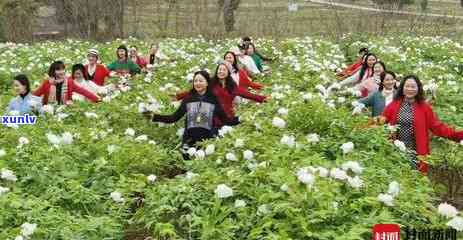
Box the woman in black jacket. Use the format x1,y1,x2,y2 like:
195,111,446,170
143,70,238,159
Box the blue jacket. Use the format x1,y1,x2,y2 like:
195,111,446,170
359,90,395,117
7,93,43,115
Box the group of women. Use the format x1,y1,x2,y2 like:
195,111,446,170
334,48,463,174
5,39,463,174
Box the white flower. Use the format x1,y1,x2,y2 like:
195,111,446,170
125,128,135,137
234,199,246,208
185,171,198,180
194,150,206,160
447,216,463,231
61,132,73,145
226,153,237,161
296,169,315,185
257,204,270,215
1,169,17,182
110,191,124,203
243,150,254,160
20,222,37,237
0,186,10,196
84,112,98,118
277,108,289,115
42,105,54,114
138,102,147,113
340,142,354,154
0,149,6,157
205,144,215,155
341,161,363,174
218,126,234,136
187,147,197,156
280,135,296,147
377,193,394,206
234,138,245,148
147,174,157,183
460,140,463,146
177,128,185,137
317,167,329,177
280,184,289,192
394,140,407,152
272,117,286,128
387,181,400,197
14,235,24,240
438,203,459,218
387,124,398,132
306,133,320,143
46,133,61,145
135,135,148,142
18,137,30,146
330,168,349,180
347,176,363,189
215,184,233,198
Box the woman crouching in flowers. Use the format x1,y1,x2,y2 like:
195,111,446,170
33,61,100,105
380,75,463,174
71,64,114,102
143,70,239,160
7,74,42,115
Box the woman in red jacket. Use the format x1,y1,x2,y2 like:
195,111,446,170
382,75,463,174
85,49,110,86
177,62,269,128
33,61,100,105
223,51,264,91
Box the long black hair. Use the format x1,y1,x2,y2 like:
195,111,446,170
394,74,425,102
189,70,213,96
223,51,239,73
211,63,237,93
13,74,30,95
358,53,377,81
378,70,396,91
48,61,65,78
71,63,88,80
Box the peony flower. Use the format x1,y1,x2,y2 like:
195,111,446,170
185,171,198,180
340,142,354,154
176,128,185,137
20,222,37,237
107,145,117,154
194,150,205,160
234,138,245,148
277,108,289,115
447,216,463,231
84,112,98,118
46,133,61,145
347,176,363,189
257,204,271,216
0,186,10,196
234,199,246,208
125,128,135,137
1,169,17,182
110,191,124,203
135,135,148,142
215,184,233,198
394,140,407,152
226,153,237,161
296,168,315,185
272,117,286,128
460,140,463,146
61,132,73,145
387,181,400,197
0,149,5,157
218,126,234,136
187,147,197,156
243,150,254,160
341,161,363,174
330,168,349,180
306,133,320,143
14,235,24,240
438,202,459,218
18,137,30,146
377,193,394,206
280,135,296,147
42,104,54,114
205,144,215,155
317,167,329,177
280,184,289,192
147,174,157,183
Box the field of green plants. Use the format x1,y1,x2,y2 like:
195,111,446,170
0,35,463,239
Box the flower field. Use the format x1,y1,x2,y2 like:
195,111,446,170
0,36,463,239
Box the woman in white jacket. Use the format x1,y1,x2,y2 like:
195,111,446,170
71,64,113,101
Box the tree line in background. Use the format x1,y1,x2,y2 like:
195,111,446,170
0,0,463,42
